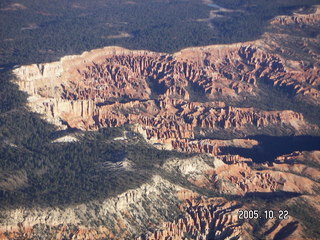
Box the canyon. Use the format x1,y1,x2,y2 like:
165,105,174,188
12,39,319,155
2,4,320,240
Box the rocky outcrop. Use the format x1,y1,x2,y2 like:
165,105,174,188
6,6,320,240
137,150,320,240
1,150,319,240
13,39,318,154
137,196,243,240
271,7,320,26
14,52,316,149
214,161,318,195
273,150,320,182
163,155,320,196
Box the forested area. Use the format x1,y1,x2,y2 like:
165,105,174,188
1,0,319,66
0,71,189,208
0,0,319,208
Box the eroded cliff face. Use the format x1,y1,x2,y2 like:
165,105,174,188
13,40,319,155
14,42,320,114
136,196,244,240
139,151,320,240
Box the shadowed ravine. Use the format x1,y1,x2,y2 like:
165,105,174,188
221,135,320,163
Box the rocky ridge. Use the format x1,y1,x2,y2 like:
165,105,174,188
2,151,319,239
0,175,182,239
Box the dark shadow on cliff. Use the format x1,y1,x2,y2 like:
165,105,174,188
220,135,320,163
244,191,301,200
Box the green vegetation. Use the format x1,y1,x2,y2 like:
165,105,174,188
1,0,319,66
0,125,187,209
0,72,190,208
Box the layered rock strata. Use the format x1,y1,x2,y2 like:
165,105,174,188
13,41,318,154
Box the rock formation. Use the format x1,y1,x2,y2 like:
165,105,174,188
271,6,320,26
2,151,319,240
136,196,243,240
13,38,318,154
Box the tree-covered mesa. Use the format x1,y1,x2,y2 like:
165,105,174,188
0,0,319,66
